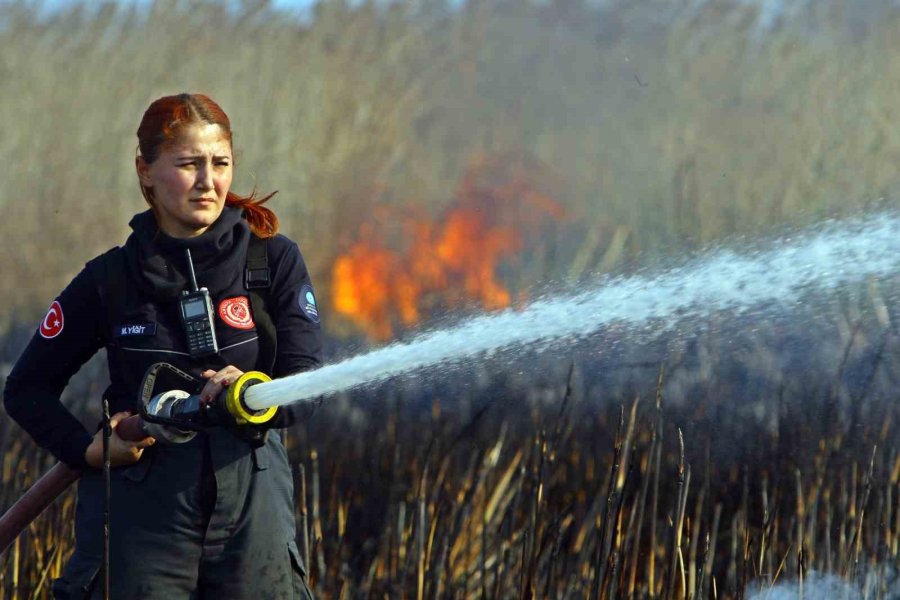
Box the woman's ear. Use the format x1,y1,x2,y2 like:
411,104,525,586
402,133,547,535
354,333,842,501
135,155,153,188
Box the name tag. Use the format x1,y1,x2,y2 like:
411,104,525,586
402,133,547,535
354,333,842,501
114,323,157,338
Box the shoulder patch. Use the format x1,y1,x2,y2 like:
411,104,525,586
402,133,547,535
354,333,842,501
39,300,64,339
299,284,320,324
219,296,255,330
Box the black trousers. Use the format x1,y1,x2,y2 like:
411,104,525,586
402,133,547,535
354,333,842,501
52,429,313,599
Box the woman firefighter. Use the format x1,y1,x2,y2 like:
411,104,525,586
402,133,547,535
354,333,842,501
3,93,321,598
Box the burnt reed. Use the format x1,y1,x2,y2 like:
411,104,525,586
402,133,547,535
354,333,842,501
3,326,900,599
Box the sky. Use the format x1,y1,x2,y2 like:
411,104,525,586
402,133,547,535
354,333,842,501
40,0,785,15
34,0,791,33
39,0,320,19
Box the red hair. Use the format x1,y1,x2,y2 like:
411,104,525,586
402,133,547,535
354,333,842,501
136,93,279,238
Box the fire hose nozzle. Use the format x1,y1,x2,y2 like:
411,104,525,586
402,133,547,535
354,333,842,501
224,371,276,425
130,366,277,445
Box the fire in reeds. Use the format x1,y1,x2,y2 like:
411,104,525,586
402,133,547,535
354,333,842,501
331,152,566,341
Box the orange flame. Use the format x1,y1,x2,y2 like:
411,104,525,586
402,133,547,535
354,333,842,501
435,209,521,310
332,153,564,341
332,243,400,342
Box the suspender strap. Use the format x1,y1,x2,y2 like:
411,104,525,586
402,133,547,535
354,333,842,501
246,235,277,375
245,236,270,290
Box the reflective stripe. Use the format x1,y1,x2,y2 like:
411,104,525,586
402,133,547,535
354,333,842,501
220,337,259,352
115,336,259,356
114,346,190,357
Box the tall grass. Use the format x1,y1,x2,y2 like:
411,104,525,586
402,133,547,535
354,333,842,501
3,0,900,338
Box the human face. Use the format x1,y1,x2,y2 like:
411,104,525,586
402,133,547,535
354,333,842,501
136,123,233,238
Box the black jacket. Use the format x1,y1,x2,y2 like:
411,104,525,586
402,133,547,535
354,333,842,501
3,207,322,469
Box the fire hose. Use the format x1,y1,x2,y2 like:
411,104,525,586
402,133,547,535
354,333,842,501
0,362,317,555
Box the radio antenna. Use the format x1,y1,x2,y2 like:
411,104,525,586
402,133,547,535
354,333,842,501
185,249,199,293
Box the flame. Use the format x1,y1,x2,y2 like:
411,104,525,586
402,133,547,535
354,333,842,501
331,244,398,342
435,209,521,310
332,153,564,341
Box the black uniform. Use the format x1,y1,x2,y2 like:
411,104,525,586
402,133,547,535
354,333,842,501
3,206,320,599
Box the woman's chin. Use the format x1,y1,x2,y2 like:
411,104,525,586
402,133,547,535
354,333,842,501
156,204,226,238
187,207,224,228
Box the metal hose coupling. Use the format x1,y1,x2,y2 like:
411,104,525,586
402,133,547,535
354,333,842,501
223,371,277,426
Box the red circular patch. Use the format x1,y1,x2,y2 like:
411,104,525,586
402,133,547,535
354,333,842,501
218,296,255,330
39,300,64,339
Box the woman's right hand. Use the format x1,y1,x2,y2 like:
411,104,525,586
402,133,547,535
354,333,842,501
84,411,156,469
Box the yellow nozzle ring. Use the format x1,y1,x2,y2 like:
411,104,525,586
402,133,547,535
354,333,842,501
225,371,277,426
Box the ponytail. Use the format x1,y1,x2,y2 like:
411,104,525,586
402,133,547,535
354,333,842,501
226,190,279,238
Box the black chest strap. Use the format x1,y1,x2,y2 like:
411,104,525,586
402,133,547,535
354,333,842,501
246,235,277,375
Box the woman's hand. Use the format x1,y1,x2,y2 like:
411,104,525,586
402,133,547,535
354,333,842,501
84,411,156,469
199,365,245,405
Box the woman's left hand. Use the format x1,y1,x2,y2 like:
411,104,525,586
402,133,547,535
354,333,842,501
199,365,244,405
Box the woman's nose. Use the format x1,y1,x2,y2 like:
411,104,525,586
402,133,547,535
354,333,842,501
195,164,214,190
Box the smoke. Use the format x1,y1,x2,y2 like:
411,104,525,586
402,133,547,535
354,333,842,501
747,569,900,600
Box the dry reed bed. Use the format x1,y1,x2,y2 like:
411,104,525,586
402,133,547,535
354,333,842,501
288,369,900,600
3,362,900,599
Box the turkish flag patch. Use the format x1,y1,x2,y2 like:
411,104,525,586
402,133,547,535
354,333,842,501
39,300,64,339
218,296,255,330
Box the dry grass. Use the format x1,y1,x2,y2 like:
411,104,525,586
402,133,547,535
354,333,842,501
3,0,900,337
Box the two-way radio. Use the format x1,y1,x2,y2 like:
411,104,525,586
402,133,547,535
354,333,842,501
178,249,219,357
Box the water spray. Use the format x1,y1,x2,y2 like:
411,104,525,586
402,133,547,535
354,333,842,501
242,211,900,412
